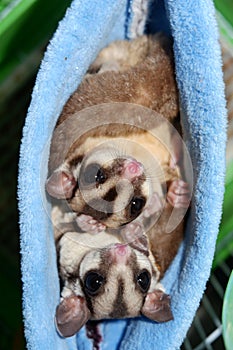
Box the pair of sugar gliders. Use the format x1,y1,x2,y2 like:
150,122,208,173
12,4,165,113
46,33,191,338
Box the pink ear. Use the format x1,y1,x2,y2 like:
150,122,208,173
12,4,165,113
55,295,91,337
141,289,173,323
46,170,76,199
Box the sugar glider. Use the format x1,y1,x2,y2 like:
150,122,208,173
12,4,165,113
46,34,189,231
52,204,176,338
53,170,188,338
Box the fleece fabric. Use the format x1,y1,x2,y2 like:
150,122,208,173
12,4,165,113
18,0,227,349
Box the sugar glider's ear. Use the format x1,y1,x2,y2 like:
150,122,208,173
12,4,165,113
55,295,91,337
141,289,173,323
46,170,76,199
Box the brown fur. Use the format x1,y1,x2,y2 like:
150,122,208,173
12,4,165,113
147,203,184,278
58,34,178,125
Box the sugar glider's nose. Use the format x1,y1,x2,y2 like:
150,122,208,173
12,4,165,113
109,243,131,264
122,158,144,180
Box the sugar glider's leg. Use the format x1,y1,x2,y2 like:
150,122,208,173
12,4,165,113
76,214,106,234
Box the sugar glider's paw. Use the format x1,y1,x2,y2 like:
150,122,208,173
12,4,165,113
167,179,191,208
76,214,106,233
121,221,143,242
143,192,163,218
121,222,149,256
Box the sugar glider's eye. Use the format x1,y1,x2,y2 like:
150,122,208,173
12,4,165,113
137,270,151,293
130,197,146,216
83,164,106,185
84,272,105,295
96,168,106,184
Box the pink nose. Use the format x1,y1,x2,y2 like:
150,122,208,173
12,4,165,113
114,243,128,255
123,159,144,179
110,244,131,263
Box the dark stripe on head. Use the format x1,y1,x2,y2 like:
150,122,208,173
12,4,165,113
103,187,118,202
82,199,114,222
69,155,84,168
109,278,128,318
82,292,94,315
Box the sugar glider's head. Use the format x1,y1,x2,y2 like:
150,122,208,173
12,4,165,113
46,145,150,228
56,242,173,337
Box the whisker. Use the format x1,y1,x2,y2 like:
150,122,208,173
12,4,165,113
144,167,166,180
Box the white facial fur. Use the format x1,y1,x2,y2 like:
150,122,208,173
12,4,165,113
58,230,160,320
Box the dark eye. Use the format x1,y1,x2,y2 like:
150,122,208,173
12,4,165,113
96,168,106,184
84,272,105,295
83,164,106,185
137,270,151,292
130,197,146,216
